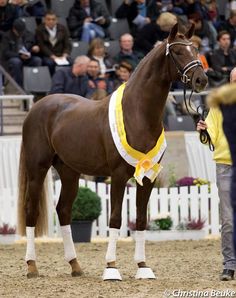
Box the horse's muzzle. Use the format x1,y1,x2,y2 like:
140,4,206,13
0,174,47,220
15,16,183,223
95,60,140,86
192,69,208,93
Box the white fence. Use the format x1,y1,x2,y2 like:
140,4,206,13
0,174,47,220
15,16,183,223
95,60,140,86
0,136,220,238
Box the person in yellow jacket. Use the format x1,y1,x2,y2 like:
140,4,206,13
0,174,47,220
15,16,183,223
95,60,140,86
196,68,236,281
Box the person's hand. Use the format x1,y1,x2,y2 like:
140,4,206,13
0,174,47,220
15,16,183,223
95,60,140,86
31,45,40,53
97,16,106,25
84,17,92,23
197,119,207,132
222,66,228,72
19,53,30,60
145,17,151,24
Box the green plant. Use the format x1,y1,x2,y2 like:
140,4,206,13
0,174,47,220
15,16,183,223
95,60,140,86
72,187,102,221
0,223,16,234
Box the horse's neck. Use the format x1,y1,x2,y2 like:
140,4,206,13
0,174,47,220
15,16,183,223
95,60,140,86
122,44,171,144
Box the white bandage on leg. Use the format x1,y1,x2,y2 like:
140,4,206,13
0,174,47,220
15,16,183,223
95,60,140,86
25,226,36,262
105,228,119,263
61,225,77,262
134,230,146,263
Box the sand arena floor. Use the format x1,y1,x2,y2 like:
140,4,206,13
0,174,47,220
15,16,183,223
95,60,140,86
0,238,236,298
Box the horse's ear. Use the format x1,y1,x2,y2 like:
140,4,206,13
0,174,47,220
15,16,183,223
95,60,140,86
185,23,195,40
168,23,178,42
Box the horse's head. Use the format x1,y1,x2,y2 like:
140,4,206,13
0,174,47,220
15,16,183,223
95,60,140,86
166,23,208,93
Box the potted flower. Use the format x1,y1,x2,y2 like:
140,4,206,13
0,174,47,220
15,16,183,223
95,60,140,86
71,186,102,242
128,214,206,241
0,223,16,244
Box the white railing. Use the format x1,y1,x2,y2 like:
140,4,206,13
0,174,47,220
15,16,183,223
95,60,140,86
0,135,220,238
0,179,220,238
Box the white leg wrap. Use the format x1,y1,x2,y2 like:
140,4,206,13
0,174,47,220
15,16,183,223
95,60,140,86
105,228,119,263
25,226,36,262
61,225,77,263
134,230,146,263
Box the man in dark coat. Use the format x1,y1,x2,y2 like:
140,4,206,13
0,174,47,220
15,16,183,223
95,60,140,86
114,33,143,69
50,55,94,97
210,31,236,82
2,18,41,86
0,0,18,39
67,0,110,42
36,10,72,75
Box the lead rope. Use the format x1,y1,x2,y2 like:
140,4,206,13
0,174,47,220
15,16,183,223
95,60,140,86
183,85,215,152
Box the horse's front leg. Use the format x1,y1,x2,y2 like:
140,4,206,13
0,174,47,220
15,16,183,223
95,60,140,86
103,170,129,281
135,178,156,279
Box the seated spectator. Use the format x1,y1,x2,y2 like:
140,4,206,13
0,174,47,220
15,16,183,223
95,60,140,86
134,12,177,55
87,58,113,94
188,12,217,53
87,38,114,75
67,0,110,42
2,18,41,87
190,35,210,71
210,31,236,83
9,0,46,21
218,10,236,47
36,10,72,75
0,0,18,40
115,0,151,34
113,61,133,89
151,0,184,15
50,55,94,97
114,33,143,70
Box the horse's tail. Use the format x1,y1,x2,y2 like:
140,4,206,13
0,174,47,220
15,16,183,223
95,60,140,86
17,144,48,237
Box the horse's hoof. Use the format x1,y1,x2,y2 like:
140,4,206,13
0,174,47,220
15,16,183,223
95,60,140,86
102,267,122,281
71,270,83,277
27,271,39,279
135,267,156,279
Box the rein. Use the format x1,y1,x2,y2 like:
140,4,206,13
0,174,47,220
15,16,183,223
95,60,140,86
166,40,215,152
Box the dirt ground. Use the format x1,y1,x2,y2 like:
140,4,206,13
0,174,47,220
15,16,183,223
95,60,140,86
0,238,236,298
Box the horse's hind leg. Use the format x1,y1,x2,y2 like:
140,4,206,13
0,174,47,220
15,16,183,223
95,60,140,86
25,159,52,278
135,179,156,279
53,158,82,277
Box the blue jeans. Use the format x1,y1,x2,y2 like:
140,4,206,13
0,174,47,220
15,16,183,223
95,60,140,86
8,56,42,87
217,164,236,270
81,22,105,43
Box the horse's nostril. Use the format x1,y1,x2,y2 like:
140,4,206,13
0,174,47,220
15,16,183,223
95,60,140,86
196,78,201,85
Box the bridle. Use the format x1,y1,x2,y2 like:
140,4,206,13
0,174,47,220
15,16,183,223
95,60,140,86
165,40,214,151
165,41,202,84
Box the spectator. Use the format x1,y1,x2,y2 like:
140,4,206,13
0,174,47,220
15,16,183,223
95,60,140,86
196,68,236,281
87,38,114,75
113,61,133,89
210,30,236,82
114,33,143,69
87,58,113,94
2,18,41,87
9,0,46,21
0,0,18,39
218,10,236,47
134,12,177,55
115,0,151,34
67,0,110,42
190,35,210,71
188,11,217,53
50,55,93,97
36,10,72,75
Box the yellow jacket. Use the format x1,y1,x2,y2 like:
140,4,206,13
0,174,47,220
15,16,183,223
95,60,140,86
205,107,232,165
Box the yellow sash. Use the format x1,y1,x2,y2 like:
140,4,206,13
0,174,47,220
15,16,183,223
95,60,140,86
114,83,166,186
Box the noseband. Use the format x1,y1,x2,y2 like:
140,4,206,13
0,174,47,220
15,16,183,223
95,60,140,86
166,41,202,84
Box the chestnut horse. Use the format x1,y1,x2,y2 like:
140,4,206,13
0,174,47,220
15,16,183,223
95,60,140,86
18,23,208,280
